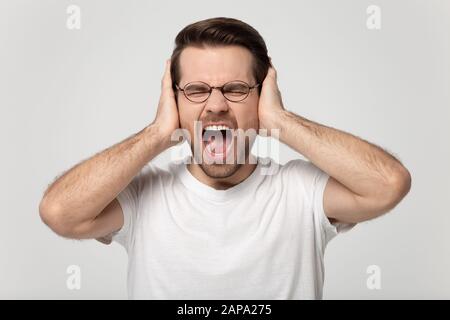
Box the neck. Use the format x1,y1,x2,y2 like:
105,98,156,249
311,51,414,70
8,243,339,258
186,154,258,190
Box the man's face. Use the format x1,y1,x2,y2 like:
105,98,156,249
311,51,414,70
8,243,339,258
177,45,259,179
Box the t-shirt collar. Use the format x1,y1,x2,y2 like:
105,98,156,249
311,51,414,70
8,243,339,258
176,155,264,202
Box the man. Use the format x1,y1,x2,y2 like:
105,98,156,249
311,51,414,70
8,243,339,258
39,17,411,299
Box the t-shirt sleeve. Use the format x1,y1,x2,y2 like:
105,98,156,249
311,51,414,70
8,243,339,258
284,159,355,251
111,164,151,250
310,164,355,246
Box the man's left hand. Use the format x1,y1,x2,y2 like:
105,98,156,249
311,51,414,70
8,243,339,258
257,65,286,136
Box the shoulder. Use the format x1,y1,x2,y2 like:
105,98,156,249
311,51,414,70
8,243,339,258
281,157,324,179
129,160,171,191
247,156,322,181
277,158,329,196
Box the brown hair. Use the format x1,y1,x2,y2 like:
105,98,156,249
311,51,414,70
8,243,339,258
170,17,271,94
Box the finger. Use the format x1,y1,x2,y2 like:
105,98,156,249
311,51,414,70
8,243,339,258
161,59,173,91
263,66,277,85
268,55,276,72
268,65,277,80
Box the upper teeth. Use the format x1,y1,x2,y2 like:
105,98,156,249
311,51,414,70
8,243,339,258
204,125,230,131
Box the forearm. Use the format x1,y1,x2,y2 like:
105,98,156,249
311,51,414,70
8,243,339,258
274,110,410,198
40,123,168,224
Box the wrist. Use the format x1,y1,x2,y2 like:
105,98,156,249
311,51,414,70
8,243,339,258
142,123,172,152
265,109,288,137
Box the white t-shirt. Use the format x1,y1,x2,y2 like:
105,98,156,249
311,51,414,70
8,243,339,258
112,155,352,299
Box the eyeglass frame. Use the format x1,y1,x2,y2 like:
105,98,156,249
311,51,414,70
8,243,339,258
174,80,261,103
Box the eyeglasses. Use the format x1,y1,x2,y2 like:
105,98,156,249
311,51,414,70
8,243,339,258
175,80,260,103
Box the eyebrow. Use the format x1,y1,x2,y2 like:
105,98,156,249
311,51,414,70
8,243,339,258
179,79,252,87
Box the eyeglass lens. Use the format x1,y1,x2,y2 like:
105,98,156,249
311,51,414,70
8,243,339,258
183,81,251,102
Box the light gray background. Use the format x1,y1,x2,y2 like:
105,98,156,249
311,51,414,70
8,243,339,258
1,0,449,299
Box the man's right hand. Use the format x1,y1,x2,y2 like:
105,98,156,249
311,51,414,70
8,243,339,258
39,60,182,241
153,59,181,148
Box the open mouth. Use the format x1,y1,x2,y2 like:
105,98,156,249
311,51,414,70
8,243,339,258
201,125,234,162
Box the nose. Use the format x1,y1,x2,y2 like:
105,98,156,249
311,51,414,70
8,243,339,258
204,88,229,113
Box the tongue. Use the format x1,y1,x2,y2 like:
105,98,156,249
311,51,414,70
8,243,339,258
207,133,228,154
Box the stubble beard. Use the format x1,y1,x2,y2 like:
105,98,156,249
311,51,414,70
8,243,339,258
192,136,252,179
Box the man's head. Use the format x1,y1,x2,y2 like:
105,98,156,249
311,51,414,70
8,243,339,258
170,17,271,179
